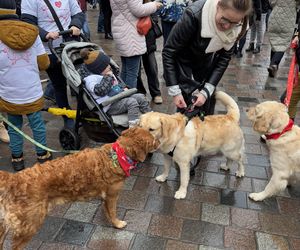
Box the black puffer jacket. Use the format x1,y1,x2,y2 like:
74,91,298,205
162,0,234,96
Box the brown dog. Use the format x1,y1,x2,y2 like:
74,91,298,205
0,127,159,250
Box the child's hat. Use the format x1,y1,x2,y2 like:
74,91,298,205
0,0,16,15
80,48,110,74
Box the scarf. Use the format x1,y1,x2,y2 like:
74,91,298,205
265,119,294,140
111,142,137,177
201,0,242,53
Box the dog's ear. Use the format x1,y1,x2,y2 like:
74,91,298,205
121,127,137,137
160,117,171,139
246,107,256,121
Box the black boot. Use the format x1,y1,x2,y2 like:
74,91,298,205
267,65,278,78
245,43,254,52
11,153,25,171
253,45,261,54
105,33,113,40
236,50,243,58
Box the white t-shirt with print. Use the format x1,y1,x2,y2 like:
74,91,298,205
21,0,82,53
0,37,45,105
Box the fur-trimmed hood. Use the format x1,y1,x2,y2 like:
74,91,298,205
0,14,38,50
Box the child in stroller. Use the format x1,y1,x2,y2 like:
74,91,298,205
80,48,151,127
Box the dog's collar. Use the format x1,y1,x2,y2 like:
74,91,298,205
265,119,294,140
111,142,137,177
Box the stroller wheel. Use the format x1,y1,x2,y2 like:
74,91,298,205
59,128,80,150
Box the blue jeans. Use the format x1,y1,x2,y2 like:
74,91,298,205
7,112,47,156
82,12,91,40
120,55,141,88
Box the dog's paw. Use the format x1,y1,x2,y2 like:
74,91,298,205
115,220,127,229
174,190,187,199
235,170,245,178
249,192,265,201
220,163,229,171
156,174,167,182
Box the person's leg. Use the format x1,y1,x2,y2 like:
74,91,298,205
7,114,23,157
253,20,262,53
271,51,285,66
142,52,162,100
82,12,91,40
246,17,256,52
107,97,141,126
43,80,56,103
120,55,141,88
27,112,47,155
130,93,151,113
46,54,74,128
97,0,105,33
136,61,147,95
161,20,176,46
7,114,25,171
102,0,113,39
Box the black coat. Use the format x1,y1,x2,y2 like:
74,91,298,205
162,0,233,97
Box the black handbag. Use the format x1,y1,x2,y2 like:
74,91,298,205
150,17,162,39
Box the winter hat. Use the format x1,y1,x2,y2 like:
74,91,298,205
0,0,16,15
80,48,110,74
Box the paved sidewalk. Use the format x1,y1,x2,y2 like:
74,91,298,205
0,7,300,250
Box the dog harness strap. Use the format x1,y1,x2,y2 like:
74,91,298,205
112,142,137,176
265,119,294,140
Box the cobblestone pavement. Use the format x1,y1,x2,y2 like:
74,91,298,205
1,7,300,250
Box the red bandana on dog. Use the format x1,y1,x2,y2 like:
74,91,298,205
265,119,294,140
112,142,137,176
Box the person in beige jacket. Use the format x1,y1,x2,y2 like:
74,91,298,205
110,0,162,88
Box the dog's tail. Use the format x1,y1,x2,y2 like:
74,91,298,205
215,91,240,122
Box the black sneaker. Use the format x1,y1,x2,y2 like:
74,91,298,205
12,153,25,171
37,151,53,164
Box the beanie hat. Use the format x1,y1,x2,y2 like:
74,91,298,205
0,0,16,15
80,48,110,74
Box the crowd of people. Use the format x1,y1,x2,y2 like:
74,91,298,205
1,0,300,172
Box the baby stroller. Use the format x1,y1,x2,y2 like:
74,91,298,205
49,30,137,150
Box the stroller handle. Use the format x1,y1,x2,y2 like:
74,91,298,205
48,29,89,62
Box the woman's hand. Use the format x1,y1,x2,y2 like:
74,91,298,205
192,93,207,107
173,95,187,108
155,2,163,9
46,31,59,40
70,26,81,36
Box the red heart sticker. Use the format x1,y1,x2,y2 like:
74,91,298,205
55,1,62,8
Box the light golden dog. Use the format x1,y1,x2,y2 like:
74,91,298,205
247,101,300,201
139,91,245,199
0,127,159,250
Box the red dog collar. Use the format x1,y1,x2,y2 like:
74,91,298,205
112,142,137,177
265,119,294,140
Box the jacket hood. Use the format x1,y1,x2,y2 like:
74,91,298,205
0,18,38,50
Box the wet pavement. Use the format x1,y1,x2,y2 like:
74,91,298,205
1,6,300,250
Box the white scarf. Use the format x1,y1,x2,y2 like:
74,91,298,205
201,0,242,53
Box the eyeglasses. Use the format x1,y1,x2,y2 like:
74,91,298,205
220,16,243,27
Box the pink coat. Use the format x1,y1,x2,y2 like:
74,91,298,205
109,0,157,57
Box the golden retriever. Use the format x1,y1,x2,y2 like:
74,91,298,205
0,127,159,250
247,101,300,201
139,91,245,199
